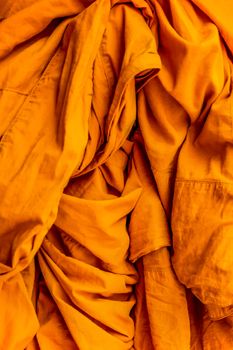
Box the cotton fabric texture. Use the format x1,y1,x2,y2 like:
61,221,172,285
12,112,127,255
0,0,232,349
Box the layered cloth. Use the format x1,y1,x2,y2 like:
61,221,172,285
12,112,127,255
0,0,233,349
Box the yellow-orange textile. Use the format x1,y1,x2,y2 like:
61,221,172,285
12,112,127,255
0,0,232,349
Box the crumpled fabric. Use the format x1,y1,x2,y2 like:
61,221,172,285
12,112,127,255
0,0,232,349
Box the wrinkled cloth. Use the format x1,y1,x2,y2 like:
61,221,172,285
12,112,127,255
137,0,233,349
0,0,233,349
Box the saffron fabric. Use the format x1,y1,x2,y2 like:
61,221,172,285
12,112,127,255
0,0,232,349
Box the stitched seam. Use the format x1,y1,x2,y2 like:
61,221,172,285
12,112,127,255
99,28,116,93
0,88,28,96
99,49,111,91
175,178,233,185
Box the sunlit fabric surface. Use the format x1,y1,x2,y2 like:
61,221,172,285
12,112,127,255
0,0,232,349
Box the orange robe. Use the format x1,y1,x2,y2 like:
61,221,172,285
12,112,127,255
0,0,232,349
